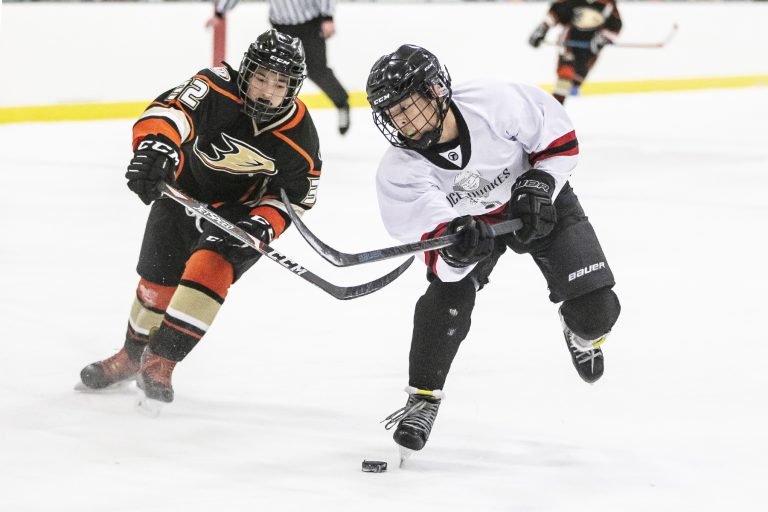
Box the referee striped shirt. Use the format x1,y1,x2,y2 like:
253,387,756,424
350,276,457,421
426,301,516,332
214,1,336,25
270,0,336,25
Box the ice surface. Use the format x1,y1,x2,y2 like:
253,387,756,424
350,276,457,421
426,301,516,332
1,88,766,511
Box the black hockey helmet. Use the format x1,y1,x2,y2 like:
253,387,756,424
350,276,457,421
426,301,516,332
237,29,306,124
366,44,452,150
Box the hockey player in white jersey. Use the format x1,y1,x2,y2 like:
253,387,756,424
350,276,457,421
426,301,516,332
368,45,621,459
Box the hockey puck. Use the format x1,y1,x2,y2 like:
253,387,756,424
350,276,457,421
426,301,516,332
362,460,387,473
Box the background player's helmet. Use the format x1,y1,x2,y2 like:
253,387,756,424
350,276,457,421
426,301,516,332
366,44,452,150
237,29,306,124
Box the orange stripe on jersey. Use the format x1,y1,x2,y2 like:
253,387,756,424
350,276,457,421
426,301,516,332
272,100,320,174
132,118,182,150
278,99,306,132
194,74,243,104
137,278,177,310
182,249,234,300
272,131,317,173
250,205,287,239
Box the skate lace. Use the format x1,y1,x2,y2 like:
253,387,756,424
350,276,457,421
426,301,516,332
567,334,603,368
381,396,440,434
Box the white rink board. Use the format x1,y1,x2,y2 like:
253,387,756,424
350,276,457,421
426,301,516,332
0,2,766,106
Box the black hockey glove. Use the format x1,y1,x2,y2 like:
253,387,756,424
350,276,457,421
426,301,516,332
200,214,274,264
528,23,549,48
508,169,557,244
590,32,613,54
438,216,494,268
125,134,180,205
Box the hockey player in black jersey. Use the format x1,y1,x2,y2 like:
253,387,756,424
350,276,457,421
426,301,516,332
79,30,323,406
529,0,623,104
367,45,621,460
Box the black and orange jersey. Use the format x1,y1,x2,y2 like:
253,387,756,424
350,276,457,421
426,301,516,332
546,0,622,43
131,63,322,239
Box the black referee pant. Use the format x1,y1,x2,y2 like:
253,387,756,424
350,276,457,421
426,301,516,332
272,17,349,109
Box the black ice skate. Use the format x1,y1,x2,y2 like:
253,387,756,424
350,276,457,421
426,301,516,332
79,341,145,390
560,312,607,384
136,346,177,407
382,386,444,465
338,105,350,135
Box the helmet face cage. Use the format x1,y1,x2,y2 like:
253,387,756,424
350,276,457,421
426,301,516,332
237,30,306,124
367,46,452,150
372,73,451,150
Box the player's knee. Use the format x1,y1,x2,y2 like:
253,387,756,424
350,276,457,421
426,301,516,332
415,278,477,338
423,278,476,312
184,249,236,293
560,286,620,340
136,278,176,310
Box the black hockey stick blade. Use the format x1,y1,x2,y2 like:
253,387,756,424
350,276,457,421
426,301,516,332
158,183,413,300
280,188,522,267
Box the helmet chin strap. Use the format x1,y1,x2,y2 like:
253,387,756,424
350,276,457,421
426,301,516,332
404,123,444,150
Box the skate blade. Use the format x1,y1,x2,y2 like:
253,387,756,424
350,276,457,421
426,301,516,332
399,446,415,468
74,380,135,394
134,395,165,418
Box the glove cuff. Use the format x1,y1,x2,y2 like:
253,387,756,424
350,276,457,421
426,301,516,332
248,204,287,240
139,133,179,149
249,215,275,243
512,169,556,198
438,247,473,269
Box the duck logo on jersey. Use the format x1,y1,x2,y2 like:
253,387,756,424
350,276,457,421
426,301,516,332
572,7,607,30
194,133,277,175
446,168,512,208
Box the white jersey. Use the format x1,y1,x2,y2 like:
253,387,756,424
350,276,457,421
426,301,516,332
376,80,579,282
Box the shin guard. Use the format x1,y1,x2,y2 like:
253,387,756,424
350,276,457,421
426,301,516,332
409,278,477,390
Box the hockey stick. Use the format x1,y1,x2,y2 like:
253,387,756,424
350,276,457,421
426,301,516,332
545,23,678,50
158,183,413,300
280,189,523,267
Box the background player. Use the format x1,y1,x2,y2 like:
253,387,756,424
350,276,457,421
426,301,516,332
367,45,621,459
529,0,623,104
79,30,322,406
208,0,351,134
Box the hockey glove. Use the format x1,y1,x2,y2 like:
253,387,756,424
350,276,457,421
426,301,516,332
438,216,494,268
590,32,613,54
125,134,180,205
528,23,549,48
200,214,274,264
509,169,557,244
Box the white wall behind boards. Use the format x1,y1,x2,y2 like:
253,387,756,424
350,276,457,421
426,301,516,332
0,2,766,107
